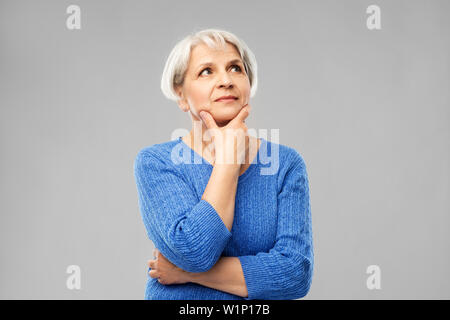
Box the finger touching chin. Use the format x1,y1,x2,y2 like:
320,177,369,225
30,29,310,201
149,270,159,278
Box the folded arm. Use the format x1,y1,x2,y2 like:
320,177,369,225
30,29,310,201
149,152,314,300
235,154,314,300
134,149,233,273
188,256,248,298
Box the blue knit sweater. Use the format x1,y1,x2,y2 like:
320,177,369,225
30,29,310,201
133,136,314,300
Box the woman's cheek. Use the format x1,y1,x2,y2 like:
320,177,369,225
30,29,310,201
188,94,211,116
186,98,199,117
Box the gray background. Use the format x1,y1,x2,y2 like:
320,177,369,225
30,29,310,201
1,0,449,299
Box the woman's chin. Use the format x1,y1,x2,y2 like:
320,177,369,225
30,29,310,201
211,110,241,124
215,119,232,127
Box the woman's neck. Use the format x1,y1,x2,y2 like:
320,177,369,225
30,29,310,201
183,128,260,173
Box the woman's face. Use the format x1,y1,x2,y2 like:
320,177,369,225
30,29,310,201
176,42,251,127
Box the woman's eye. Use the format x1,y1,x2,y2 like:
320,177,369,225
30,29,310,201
200,68,212,76
231,65,242,72
199,65,242,76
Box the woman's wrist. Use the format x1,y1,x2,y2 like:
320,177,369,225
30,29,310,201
212,163,241,180
185,270,200,284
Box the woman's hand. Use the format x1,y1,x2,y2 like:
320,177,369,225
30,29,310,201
199,104,251,168
148,249,191,285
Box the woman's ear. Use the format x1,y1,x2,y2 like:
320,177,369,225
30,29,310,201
175,86,190,112
177,99,190,113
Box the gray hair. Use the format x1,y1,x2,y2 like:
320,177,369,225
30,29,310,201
160,28,258,102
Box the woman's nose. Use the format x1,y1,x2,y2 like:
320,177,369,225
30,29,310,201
217,72,233,88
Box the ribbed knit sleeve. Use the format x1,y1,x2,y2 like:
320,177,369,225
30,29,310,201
238,153,314,300
134,149,232,273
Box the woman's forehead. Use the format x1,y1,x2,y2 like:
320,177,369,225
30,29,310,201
190,42,241,65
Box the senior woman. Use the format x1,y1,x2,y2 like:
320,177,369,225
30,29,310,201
134,29,314,300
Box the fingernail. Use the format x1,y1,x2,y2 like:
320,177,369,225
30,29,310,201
199,111,205,119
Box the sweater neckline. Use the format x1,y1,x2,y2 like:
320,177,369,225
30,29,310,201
176,136,265,182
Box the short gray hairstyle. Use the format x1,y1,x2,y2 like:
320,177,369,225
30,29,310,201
161,28,258,102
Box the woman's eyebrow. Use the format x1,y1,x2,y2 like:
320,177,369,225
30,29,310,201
196,59,243,69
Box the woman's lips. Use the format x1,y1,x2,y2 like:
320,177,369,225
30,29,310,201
215,98,238,103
